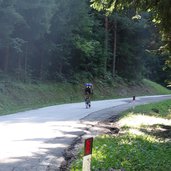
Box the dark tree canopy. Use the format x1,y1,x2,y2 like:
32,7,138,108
90,0,171,45
0,0,169,85
90,0,171,84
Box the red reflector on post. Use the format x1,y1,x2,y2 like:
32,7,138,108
84,137,93,156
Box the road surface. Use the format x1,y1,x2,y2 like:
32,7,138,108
0,95,171,171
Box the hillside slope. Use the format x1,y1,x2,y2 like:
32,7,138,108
0,79,170,115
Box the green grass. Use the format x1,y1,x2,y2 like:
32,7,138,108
130,99,171,119
0,81,83,115
71,100,171,171
0,78,170,116
142,79,171,94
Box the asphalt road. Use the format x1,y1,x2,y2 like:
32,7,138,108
0,95,171,171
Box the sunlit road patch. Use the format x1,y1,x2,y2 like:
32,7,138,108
0,99,127,171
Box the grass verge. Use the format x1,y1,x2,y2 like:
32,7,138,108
71,100,171,171
0,78,170,116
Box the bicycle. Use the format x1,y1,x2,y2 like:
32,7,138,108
85,94,91,109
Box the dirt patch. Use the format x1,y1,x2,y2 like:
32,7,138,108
60,134,84,171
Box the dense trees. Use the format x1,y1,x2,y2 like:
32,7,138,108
91,0,171,85
91,0,171,50
0,0,169,86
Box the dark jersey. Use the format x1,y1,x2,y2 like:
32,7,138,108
84,83,93,95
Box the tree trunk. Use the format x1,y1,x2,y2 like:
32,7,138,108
17,55,21,80
59,63,63,75
40,54,43,80
104,15,109,74
4,46,9,73
112,18,117,77
24,44,28,82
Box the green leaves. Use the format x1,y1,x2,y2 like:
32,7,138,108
90,0,117,15
90,0,171,83
0,0,169,83
11,38,26,53
74,35,99,57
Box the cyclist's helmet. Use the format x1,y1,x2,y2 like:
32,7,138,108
85,83,93,88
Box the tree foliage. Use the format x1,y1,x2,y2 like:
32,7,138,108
90,0,171,83
0,0,169,85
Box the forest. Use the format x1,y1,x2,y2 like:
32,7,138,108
0,0,170,86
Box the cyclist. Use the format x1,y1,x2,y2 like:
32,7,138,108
84,83,93,108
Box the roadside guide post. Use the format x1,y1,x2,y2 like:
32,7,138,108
132,96,136,109
133,96,136,101
82,137,93,171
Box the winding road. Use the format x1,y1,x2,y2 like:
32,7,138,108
0,95,171,171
